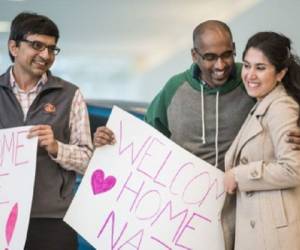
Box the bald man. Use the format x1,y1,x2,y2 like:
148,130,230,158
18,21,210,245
145,20,252,250
145,20,254,171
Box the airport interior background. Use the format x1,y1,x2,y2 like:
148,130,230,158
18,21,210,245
0,0,300,104
1,0,300,249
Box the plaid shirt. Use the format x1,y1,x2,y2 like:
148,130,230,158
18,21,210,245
10,69,93,174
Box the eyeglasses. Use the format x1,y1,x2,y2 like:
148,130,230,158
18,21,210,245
194,48,235,62
20,39,61,55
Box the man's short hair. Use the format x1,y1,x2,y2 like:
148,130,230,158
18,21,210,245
192,20,232,47
8,12,59,61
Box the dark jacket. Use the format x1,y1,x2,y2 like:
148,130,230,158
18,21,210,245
0,68,78,218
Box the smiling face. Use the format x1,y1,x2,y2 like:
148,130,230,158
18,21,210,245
192,28,235,87
8,33,57,82
242,47,287,100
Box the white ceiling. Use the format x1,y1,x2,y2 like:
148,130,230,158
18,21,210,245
0,0,260,101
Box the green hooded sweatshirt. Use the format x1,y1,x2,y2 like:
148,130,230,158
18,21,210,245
145,63,255,171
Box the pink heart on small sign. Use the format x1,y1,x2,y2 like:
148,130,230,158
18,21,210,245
5,202,18,248
91,169,116,195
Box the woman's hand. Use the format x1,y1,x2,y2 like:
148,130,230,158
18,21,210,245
224,170,238,194
286,130,300,150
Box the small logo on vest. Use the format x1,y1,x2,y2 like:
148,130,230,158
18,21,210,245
43,103,56,113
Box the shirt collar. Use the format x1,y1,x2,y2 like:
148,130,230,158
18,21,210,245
9,67,48,89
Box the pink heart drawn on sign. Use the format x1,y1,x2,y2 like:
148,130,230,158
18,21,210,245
5,202,18,248
91,169,116,195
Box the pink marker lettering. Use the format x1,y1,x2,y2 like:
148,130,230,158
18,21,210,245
116,172,144,212
97,210,128,249
136,136,173,187
153,150,172,187
169,162,194,195
136,137,170,186
197,177,225,207
118,120,152,166
150,236,172,250
182,171,224,206
182,171,211,205
14,130,29,166
0,132,15,167
150,200,188,242
134,190,161,220
117,229,144,250
175,212,211,250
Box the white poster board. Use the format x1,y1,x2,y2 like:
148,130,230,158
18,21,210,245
0,126,38,250
65,106,226,250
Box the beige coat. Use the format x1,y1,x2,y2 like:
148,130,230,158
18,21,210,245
222,84,300,250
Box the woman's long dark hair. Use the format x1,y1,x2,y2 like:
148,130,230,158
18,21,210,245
243,31,300,125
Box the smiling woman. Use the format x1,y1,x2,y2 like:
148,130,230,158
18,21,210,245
242,47,287,100
223,31,300,250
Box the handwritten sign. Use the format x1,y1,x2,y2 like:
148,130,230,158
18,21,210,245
64,107,225,250
0,126,38,250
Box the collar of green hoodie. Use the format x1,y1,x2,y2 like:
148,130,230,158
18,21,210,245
185,63,244,95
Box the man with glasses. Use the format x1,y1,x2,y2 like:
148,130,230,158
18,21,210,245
145,20,254,171
95,20,253,169
0,12,93,250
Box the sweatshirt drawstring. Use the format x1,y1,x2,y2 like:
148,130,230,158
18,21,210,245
215,91,219,168
200,84,206,144
200,84,219,168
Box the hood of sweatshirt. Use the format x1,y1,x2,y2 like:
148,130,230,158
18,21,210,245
184,63,243,95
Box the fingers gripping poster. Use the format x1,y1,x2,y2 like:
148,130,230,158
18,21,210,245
0,126,38,250
65,107,226,250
